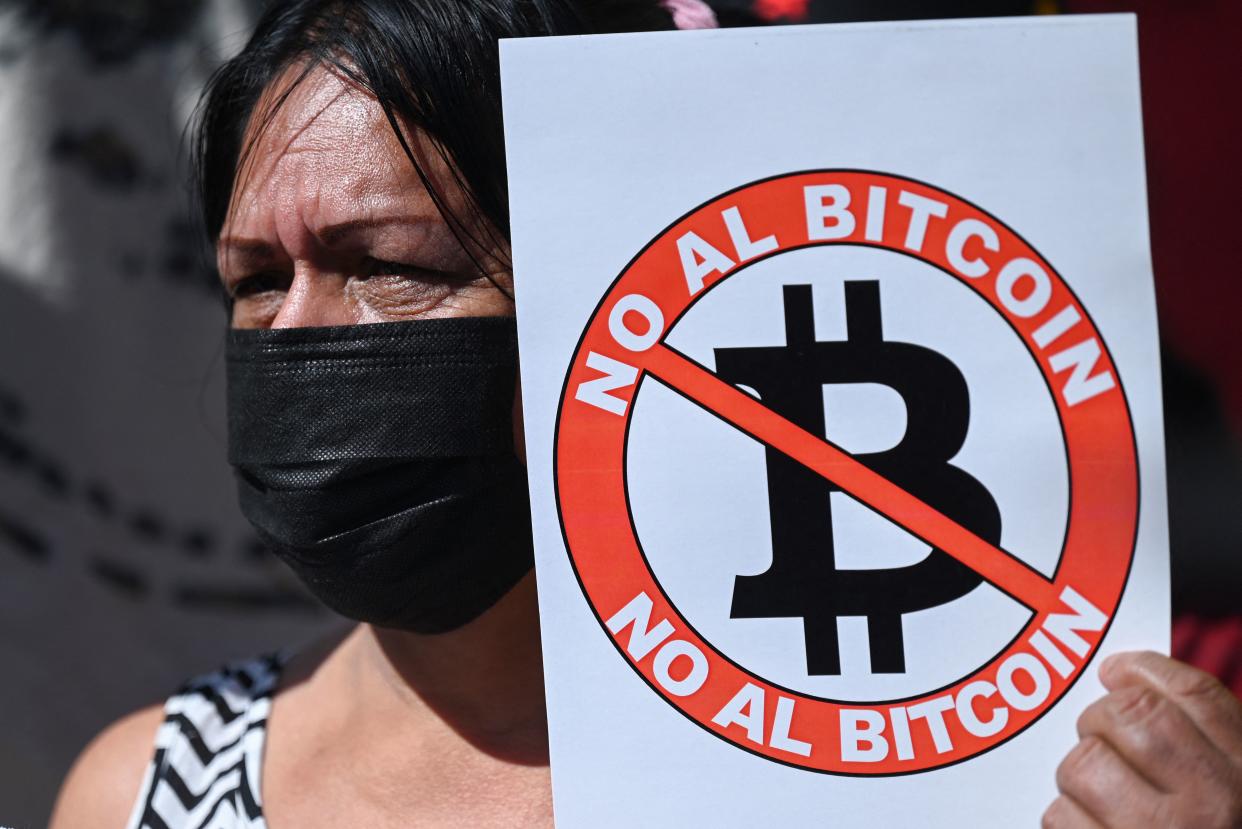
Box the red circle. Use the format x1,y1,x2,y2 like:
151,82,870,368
554,171,1138,774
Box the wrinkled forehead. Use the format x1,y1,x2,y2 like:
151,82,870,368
220,61,456,241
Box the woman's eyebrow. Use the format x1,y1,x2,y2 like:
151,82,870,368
216,238,280,279
216,217,437,270
218,237,277,258
316,216,433,246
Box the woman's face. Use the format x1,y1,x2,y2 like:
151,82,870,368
217,63,525,459
217,63,514,331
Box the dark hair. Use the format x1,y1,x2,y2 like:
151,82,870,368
192,0,675,281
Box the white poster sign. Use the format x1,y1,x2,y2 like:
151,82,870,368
502,15,1167,827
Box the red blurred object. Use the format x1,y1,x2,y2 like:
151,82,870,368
1066,0,1242,432
1173,615,1242,698
1067,0,1242,700
754,0,810,21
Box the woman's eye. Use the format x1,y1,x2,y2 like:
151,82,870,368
231,272,289,299
364,258,470,284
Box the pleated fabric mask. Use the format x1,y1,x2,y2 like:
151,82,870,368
225,316,533,633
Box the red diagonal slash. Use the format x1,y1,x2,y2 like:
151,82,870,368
643,343,1059,611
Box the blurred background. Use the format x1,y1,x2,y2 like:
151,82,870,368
0,1,1238,826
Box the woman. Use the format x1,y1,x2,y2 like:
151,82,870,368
50,1,1242,827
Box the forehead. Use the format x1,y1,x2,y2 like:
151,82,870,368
222,62,453,239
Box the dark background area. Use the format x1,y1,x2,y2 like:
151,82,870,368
0,1,1237,826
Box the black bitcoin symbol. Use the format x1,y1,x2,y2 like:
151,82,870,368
714,281,1001,676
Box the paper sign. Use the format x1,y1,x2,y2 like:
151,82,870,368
502,15,1168,827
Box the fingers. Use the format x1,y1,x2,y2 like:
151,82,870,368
1042,795,1106,829
1100,651,1242,757
1054,735,1163,827
1077,680,1232,794
1078,651,1242,828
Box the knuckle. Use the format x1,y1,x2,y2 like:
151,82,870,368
1041,798,1068,829
1111,687,1173,745
1113,685,1162,721
1076,697,1105,735
1058,736,1105,791
1168,667,1226,703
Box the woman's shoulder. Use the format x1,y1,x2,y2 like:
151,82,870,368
49,702,166,829
49,653,287,829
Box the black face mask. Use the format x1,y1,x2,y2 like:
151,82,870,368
225,316,534,634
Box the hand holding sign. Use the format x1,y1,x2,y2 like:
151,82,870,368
1046,652,1242,828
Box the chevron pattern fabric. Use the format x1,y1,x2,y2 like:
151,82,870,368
125,654,286,829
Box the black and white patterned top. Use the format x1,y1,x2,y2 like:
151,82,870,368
125,653,287,829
